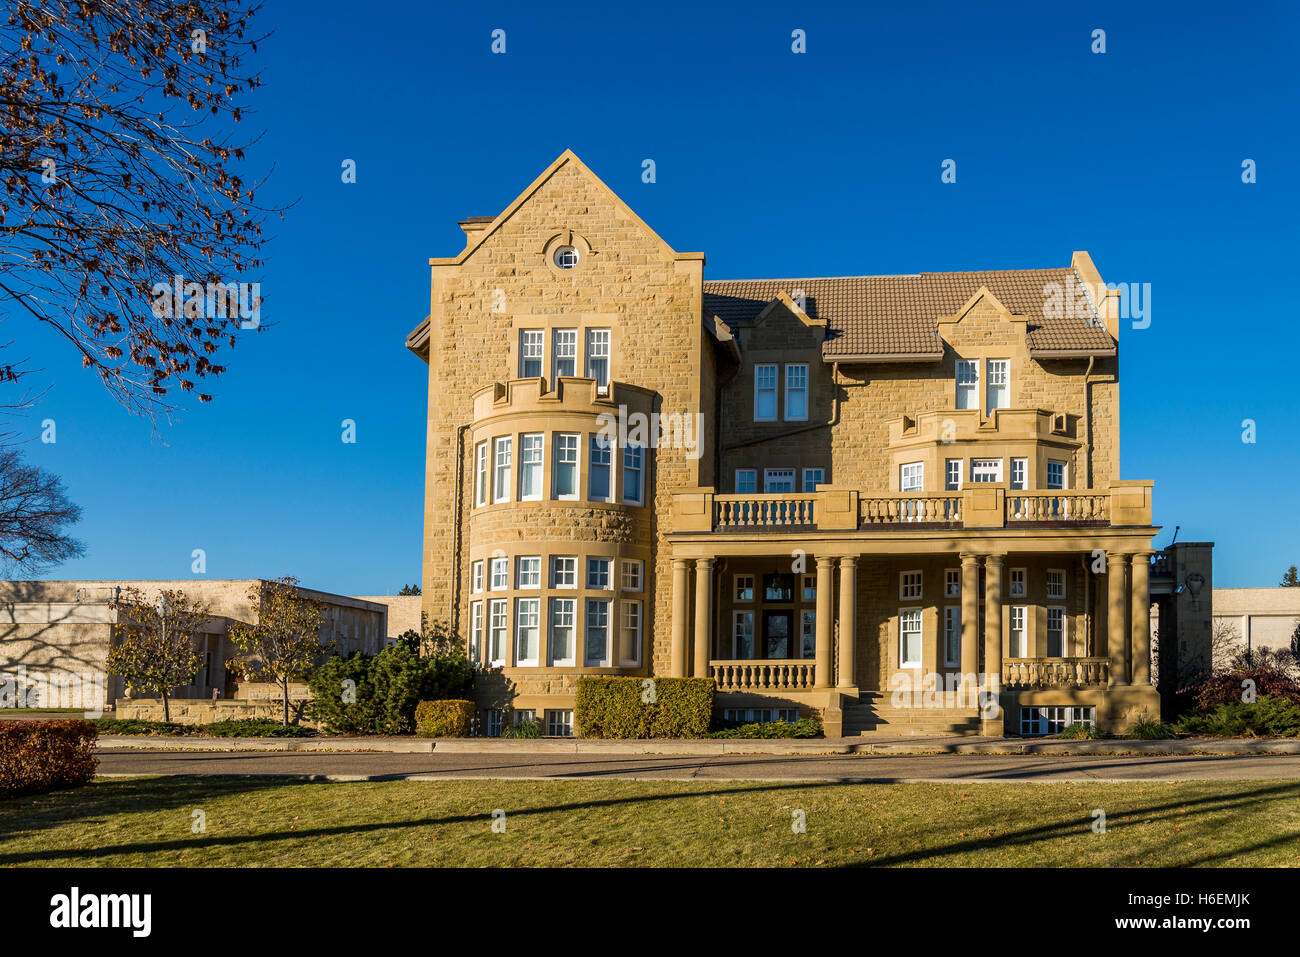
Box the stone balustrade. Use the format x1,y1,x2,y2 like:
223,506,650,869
710,659,816,692
1001,657,1110,689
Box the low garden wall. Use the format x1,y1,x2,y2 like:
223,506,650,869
116,697,315,727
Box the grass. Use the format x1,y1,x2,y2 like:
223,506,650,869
2,776,1298,867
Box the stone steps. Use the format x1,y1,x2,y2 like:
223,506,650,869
843,693,983,737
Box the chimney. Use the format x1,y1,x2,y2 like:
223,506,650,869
458,216,495,249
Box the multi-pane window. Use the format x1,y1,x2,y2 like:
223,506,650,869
623,444,644,505
901,462,924,492
734,575,755,602
785,363,809,420
802,575,816,601
735,469,757,494
1010,457,1028,491
899,609,923,667
519,433,543,501
550,556,577,588
470,601,483,665
763,573,793,601
723,708,799,724
764,469,795,493
515,598,540,666
945,459,962,491
754,364,778,421
1021,705,1095,736
474,442,488,507
488,598,508,666
1047,460,1067,490
490,557,509,591
619,600,642,665
985,359,1009,412
1009,568,1026,597
621,559,643,591
944,606,961,667
585,599,611,666
1009,606,1028,657
545,709,574,738
585,329,610,390
1046,569,1066,599
970,458,1003,483
588,434,612,502
519,330,544,378
586,557,612,590
802,468,825,492
733,611,755,658
554,433,579,499
800,610,816,658
492,437,512,503
945,568,960,598
956,360,979,410
516,556,541,589
549,598,576,665
553,329,577,379
900,570,923,601
1047,607,1066,656
471,560,484,594
483,709,504,737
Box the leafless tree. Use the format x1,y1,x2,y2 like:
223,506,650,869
0,448,82,573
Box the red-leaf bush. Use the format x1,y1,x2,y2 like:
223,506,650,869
1181,664,1300,712
0,720,99,797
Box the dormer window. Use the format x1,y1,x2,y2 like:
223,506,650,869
554,245,579,269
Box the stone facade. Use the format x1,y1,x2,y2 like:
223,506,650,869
410,151,1160,736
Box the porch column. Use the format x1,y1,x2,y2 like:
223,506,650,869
815,556,834,688
670,559,690,678
693,558,714,678
960,554,979,692
837,557,857,688
1130,551,1151,686
1107,552,1130,686
984,554,1004,696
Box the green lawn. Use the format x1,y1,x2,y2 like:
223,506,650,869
2,776,1298,867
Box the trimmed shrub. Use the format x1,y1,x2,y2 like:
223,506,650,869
95,717,196,736
502,716,542,738
414,699,474,737
1174,695,1300,738
203,718,314,738
707,717,822,739
308,645,474,735
0,720,99,797
575,676,714,739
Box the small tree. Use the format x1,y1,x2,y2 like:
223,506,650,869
398,583,421,596
107,588,210,722
1282,566,1300,587
227,577,327,726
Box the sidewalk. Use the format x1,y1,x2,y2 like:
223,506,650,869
96,734,1300,756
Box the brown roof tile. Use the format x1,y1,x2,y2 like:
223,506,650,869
702,267,1115,359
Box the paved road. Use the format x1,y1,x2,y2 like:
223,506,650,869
96,749,1300,782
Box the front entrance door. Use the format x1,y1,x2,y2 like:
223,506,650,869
763,611,792,659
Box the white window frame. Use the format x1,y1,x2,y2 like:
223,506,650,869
1009,606,1028,658
900,462,924,492
899,608,923,668
970,458,1003,484
1046,606,1067,657
516,556,541,589
514,597,540,666
553,432,580,500
470,601,483,665
519,329,544,378
943,606,961,668
474,442,488,507
519,433,544,502
985,358,1009,412
492,436,512,504
489,556,509,591
550,556,577,589
900,570,923,601
549,597,576,666
488,598,508,667
955,359,979,410
945,458,962,491
1046,568,1067,600
734,574,755,602
622,444,644,505
552,329,577,379
1009,568,1026,598
545,709,574,738
588,433,613,503
585,328,611,392
586,556,613,590
585,598,612,667
1047,459,1068,490
784,363,809,421
802,468,825,492
735,468,757,494
471,560,484,594
619,599,642,666
764,468,795,493
620,559,644,592
754,363,778,421
733,610,755,659
1010,457,1028,491
944,568,960,599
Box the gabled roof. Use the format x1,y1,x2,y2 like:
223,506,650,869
702,266,1116,360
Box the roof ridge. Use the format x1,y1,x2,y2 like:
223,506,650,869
703,266,1070,285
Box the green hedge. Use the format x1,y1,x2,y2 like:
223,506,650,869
707,717,822,739
575,676,714,739
0,720,98,797
414,699,474,737
307,645,474,735
1174,695,1300,737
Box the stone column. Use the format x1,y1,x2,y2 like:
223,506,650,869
815,557,834,688
984,554,1004,698
960,554,979,692
837,557,857,688
693,558,714,679
670,559,690,678
1107,552,1130,686
1130,551,1150,686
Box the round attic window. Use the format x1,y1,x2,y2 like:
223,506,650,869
553,245,579,269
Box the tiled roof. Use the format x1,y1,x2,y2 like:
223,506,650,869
702,267,1116,359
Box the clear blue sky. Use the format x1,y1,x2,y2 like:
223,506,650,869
19,0,1300,592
